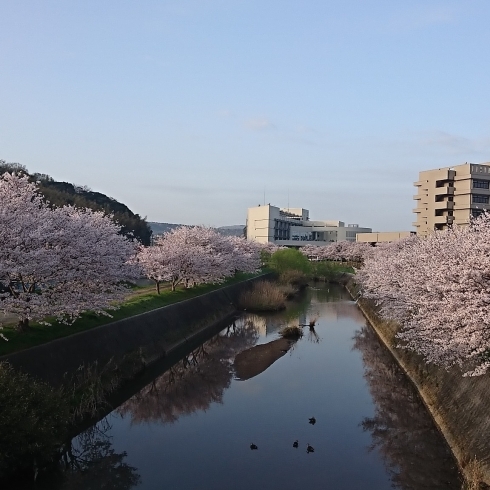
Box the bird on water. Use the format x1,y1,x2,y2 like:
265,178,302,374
306,443,315,454
309,417,316,425
293,440,299,448
250,443,258,450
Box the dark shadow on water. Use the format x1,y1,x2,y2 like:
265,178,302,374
353,325,461,489
54,419,141,490
234,337,294,380
10,419,141,490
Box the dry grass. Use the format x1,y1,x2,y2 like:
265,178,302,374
462,457,486,490
279,325,304,339
278,283,297,299
238,281,287,311
279,270,309,287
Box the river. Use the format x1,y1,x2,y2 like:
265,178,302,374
36,284,461,489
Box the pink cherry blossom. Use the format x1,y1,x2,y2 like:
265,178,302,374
137,227,261,293
357,216,490,376
0,173,138,332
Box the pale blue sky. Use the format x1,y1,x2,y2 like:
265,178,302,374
1,0,490,230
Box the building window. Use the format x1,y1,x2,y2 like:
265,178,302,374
473,194,489,204
473,179,490,189
472,209,485,218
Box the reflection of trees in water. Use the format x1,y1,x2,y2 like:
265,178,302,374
58,418,141,490
353,326,460,489
245,285,359,339
117,319,259,424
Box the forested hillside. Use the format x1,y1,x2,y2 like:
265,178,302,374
0,161,152,245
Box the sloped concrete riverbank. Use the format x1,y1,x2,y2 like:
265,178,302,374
345,277,490,486
1,274,271,387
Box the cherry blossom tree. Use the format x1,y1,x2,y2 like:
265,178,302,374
226,236,262,275
137,227,261,293
0,173,138,333
301,241,371,263
357,216,490,376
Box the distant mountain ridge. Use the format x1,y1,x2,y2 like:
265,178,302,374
149,222,245,238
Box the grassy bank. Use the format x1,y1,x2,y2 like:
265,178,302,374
0,272,259,357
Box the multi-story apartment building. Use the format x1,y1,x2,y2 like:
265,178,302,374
413,162,490,237
246,204,371,246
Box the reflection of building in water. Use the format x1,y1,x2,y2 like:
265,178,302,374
243,288,363,334
243,313,286,337
243,314,267,336
309,298,365,323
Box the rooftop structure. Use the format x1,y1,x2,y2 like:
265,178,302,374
246,204,371,246
356,231,415,245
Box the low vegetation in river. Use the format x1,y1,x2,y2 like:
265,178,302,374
238,281,288,311
279,325,304,339
279,269,309,288
268,248,353,285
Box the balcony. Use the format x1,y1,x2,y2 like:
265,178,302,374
434,200,454,210
433,215,448,224
435,185,455,196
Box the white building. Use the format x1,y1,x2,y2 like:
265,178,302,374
246,204,371,246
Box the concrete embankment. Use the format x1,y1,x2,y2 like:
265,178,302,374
344,277,490,485
1,275,271,387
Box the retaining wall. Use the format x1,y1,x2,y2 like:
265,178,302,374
1,275,271,387
344,277,490,485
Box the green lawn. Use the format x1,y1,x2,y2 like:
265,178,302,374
0,272,261,357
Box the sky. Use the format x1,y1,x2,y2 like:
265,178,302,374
1,0,490,230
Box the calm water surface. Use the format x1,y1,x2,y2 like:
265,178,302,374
49,285,460,489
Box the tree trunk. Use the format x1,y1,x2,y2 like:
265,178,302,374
17,318,30,332
156,281,160,295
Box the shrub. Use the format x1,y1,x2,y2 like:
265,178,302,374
279,325,303,339
238,281,287,311
279,269,309,287
269,249,311,275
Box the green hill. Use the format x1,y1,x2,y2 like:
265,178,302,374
0,160,152,245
